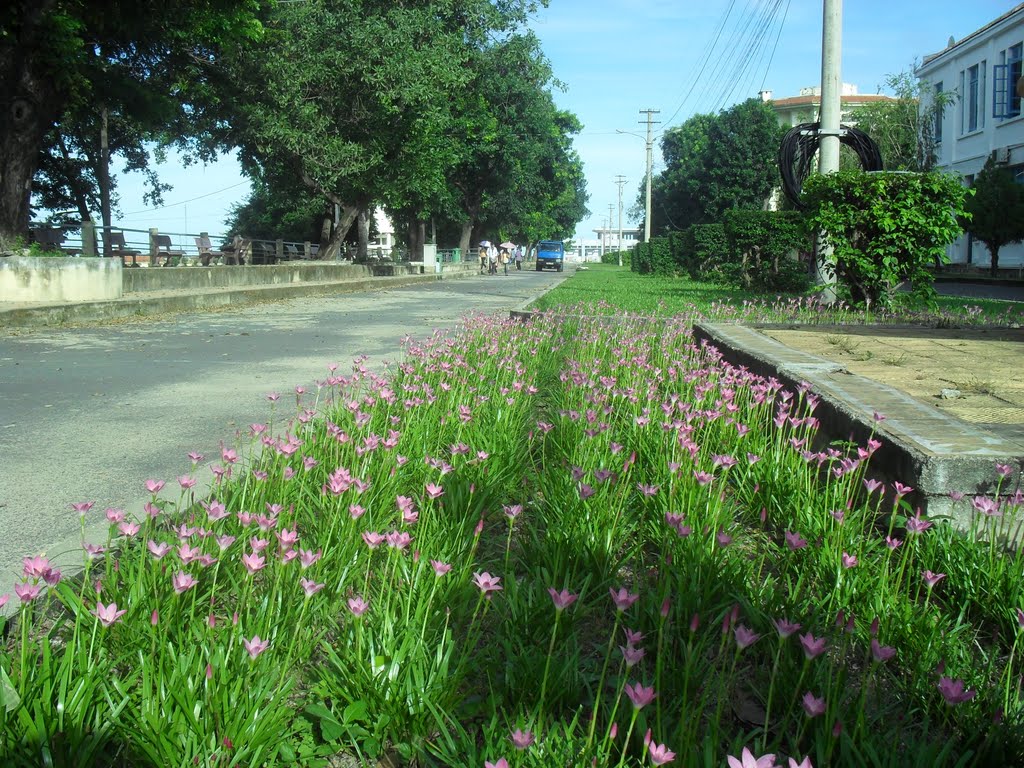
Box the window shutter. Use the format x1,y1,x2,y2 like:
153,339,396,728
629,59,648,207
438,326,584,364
994,63,1008,119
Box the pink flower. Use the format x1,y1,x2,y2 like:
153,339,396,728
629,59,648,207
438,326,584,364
425,482,444,499
510,728,535,749
892,481,913,498
548,587,578,611
178,475,197,489
430,560,452,577
648,740,676,765
870,638,896,662
784,531,807,551
147,540,171,560
922,570,946,589
93,601,127,627
484,760,509,768
971,496,1001,517
620,645,646,667
172,571,198,594
0,594,9,610
145,479,165,494
624,627,644,646
241,552,266,575
788,758,813,768
347,596,369,616
14,583,42,603
905,512,934,533
996,463,1014,478
216,535,236,551
773,618,801,638
105,507,126,524
727,747,777,768
472,571,503,596
299,548,322,568
841,552,857,569
300,578,325,597
386,531,412,550
362,532,385,549
71,501,95,516
625,682,657,710
118,521,140,538
801,691,826,718
734,624,760,650
863,478,884,495
503,504,523,521
243,635,270,659
22,555,52,581
716,530,733,547
799,632,827,660
937,676,976,705
610,586,639,612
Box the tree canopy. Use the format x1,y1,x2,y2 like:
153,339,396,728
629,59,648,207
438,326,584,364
963,156,1024,276
644,98,782,236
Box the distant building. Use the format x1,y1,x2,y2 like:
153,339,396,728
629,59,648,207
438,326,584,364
916,3,1024,269
575,226,641,262
765,84,898,128
370,208,395,256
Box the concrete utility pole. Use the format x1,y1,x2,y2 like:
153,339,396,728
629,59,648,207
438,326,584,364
614,175,627,267
639,109,660,242
817,0,842,299
607,204,614,254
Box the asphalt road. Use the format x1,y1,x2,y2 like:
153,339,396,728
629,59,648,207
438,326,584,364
0,268,565,585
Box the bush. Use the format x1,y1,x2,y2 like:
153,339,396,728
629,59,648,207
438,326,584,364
802,170,968,307
600,250,630,266
721,209,812,293
631,236,674,276
678,223,728,281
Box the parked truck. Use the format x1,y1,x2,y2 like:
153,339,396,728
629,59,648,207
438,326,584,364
535,240,565,272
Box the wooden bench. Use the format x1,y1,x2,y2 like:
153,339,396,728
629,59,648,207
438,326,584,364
31,227,80,256
108,231,141,267
195,235,224,266
155,234,186,267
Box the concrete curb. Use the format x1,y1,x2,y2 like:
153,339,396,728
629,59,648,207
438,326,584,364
0,269,474,328
694,322,1024,533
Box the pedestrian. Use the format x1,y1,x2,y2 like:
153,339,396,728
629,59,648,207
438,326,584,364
514,245,523,271
479,244,487,274
500,248,510,276
487,243,498,275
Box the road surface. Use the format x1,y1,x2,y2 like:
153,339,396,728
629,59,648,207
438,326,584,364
0,269,564,584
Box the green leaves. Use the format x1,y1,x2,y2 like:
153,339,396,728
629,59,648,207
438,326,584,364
803,170,968,307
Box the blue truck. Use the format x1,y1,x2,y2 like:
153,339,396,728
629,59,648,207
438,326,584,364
535,240,565,272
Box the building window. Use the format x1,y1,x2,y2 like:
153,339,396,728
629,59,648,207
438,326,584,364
934,81,943,143
994,44,1023,119
967,64,982,132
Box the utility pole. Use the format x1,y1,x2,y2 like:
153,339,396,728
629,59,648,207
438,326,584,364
614,175,627,267
602,204,610,256
817,0,842,299
639,109,660,242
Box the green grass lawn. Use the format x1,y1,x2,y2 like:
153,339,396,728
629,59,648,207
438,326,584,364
532,264,1024,325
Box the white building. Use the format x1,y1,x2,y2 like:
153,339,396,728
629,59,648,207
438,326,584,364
578,226,641,261
917,4,1024,269
767,84,898,128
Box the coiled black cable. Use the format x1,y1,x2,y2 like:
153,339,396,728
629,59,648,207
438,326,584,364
778,122,883,208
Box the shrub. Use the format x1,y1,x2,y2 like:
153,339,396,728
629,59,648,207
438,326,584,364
721,209,812,293
600,250,630,266
678,223,728,281
802,170,968,307
631,237,674,276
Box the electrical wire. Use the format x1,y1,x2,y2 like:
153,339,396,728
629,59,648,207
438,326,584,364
119,181,250,216
778,122,883,208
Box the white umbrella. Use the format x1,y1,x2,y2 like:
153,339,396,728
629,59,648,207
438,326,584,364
500,241,516,249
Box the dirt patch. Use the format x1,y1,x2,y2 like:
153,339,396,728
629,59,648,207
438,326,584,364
759,326,1024,427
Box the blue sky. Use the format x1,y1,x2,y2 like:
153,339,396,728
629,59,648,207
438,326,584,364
107,0,1014,245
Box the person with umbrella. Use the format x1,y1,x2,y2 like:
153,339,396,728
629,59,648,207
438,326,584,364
499,241,516,276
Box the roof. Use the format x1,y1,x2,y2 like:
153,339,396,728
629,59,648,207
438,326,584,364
771,94,898,109
919,3,1024,69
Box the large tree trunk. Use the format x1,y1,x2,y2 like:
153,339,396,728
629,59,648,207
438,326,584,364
357,210,370,261
0,1,63,240
458,220,474,262
989,243,1000,278
318,204,359,260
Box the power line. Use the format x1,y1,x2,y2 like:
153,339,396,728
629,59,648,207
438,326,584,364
120,180,250,216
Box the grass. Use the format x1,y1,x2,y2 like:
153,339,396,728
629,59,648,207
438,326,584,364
532,264,1024,327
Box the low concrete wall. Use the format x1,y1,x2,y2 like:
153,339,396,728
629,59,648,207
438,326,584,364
0,256,122,302
122,261,427,294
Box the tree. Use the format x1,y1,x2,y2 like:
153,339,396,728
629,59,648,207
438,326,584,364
0,0,261,240
963,156,1024,276
444,33,587,257
222,0,545,260
803,170,968,307
847,70,952,172
646,99,781,235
